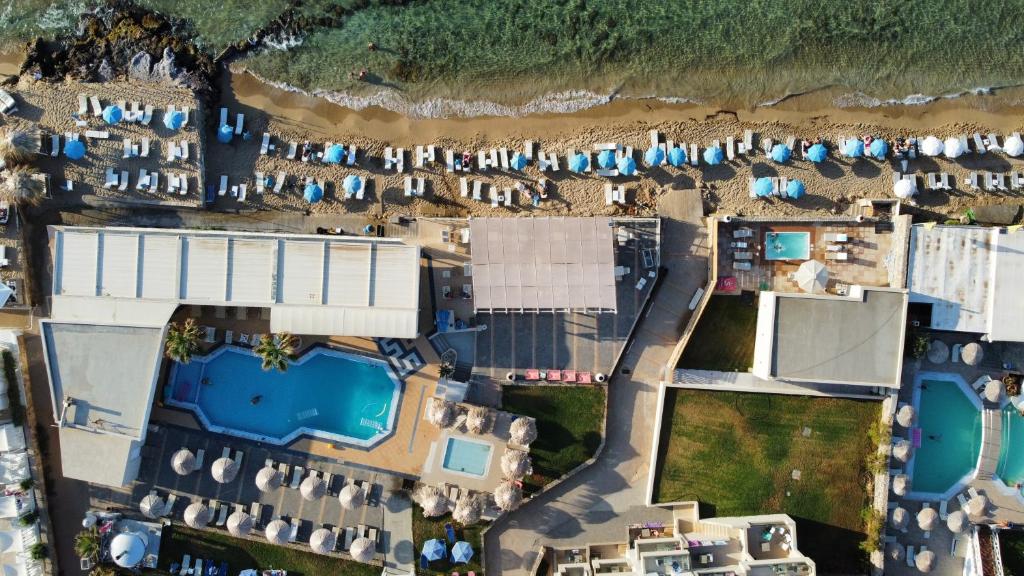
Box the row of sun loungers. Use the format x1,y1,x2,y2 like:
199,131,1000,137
523,369,594,383
964,171,1024,192
103,167,189,195
79,94,190,128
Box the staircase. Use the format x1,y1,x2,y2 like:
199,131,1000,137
977,408,1002,481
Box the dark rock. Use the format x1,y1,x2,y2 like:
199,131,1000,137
973,204,1021,225
97,59,115,82
150,47,178,82
127,51,152,81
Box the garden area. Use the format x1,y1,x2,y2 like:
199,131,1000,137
677,295,758,371
1000,529,1024,576
651,389,880,572
411,504,484,575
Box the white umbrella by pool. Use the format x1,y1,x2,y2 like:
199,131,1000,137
891,506,909,531
300,475,326,501
415,485,451,517
1005,134,1024,157
265,519,289,545
211,457,239,484
139,494,164,519
495,480,523,512
893,473,910,496
968,495,988,516
501,449,533,480
887,542,906,561
944,137,964,158
894,178,917,199
916,548,936,572
946,510,967,533
921,135,943,156
985,379,1004,403
184,502,212,528
171,449,196,476
453,493,484,525
917,507,938,531
227,510,253,537
794,260,828,293
962,342,983,366
927,339,949,364
309,527,337,555
427,397,457,428
897,405,915,428
892,440,913,463
338,483,366,510
255,466,282,492
509,417,538,446
350,536,375,563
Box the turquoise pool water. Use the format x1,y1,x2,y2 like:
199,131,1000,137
997,406,1024,485
168,346,400,446
912,378,981,494
442,437,493,478
764,231,810,260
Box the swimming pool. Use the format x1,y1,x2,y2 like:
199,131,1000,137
441,436,493,478
764,231,810,260
909,375,981,496
167,346,401,447
997,406,1024,485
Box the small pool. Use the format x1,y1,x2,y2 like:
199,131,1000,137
997,406,1024,485
441,436,493,478
911,377,981,495
764,231,810,260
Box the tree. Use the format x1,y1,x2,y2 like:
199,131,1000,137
0,128,39,166
439,361,455,380
29,542,46,560
1,165,45,207
164,318,201,364
254,333,295,372
74,527,101,561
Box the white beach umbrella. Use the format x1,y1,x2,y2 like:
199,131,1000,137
870,550,884,576
943,137,964,158
509,417,538,446
916,549,936,572
453,493,484,525
927,340,949,364
1005,134,1024,157
265,519,289,545
427,398,456,428
139,494,164,519
946,510,967,533
892,473,910,496
896,405,915,428
894,178,917,199
501,449,533,480
349,536,375,563
171,449,196,476
227,510,253,537
887,542,906,561
793,260,828,293
184,502,212,528
890,506,909,531
415,485,451,517
985,379,1004,403
300,475,326,501
494,480,523,512
309,527,336,555
892,440,913,463
921,135,943,156
962,342,984,366
338,483,366,510
465,406,493,434
211,457,239,484
968,495,988,516
917,507,938,531
255,466,282,492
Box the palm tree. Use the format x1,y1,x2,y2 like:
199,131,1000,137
254,332,296,372
74,527,100,561
439,360,455,380
0,127,39,166
164,318,201,364
1,165,45,207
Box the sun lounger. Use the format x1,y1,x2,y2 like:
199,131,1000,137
987,133,1000,151
734,252,753,261
178,175,187,195
997,173,1007,190
926,172,937,190
472,181,482,201
130,101,141,122
973,133,986,154
906,546,915,567
563,370,577,383
239,183,247,202
259,133,271,155
118,171,129,191
286,517,299,542
984,171,996,191
136,169,149,190
549,152,559,171
742,129,753,155
689,143,698,166
604,183,615,205
140,104,153,125
84,130,109,139
476,150,488,171
417,177,425,197
940,172,951,190
179,140,189,160
490,188,499,208
90,96,102,116
825,252,848,261
168,174,179,194
733,227,754,239
396,148,405,172
216,501,229,526
459,177,468,198
778,177,788,197
415,145,424,168
219,175,228,196
290,466,304,489
231,113,243,135
404,176,414,197
138,137,149,158
490,148,499,168
162,492,176,516
966,171,979,190
446,149,457,173
503,187,513,207
104,168,118,189
500,147,510,169
194,447,205,469
48,134,58,157
726,137,736,161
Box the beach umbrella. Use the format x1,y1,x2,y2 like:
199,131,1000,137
466,405,494,434
338,483,366,510
310,527,337,555
494,480,523,512
510,152,527,170
890,506,909,531
163,110,185,131
227,510,253,537
597,150,615,169
349,537,375,563
184,502,212,528
892,440,912,463
894,178,917,199
617,156,636,176
916,549,935,573
806,143,827,163
927,340,949,364
703,146,723,165
946,510,967,533
110,533,146,569
892,473,910,496
416,485,451,517
786,179,806,200
1005,134,1024,157
342,174,362,195
843,139,864,158
770,143,791,164
422,538,446,562
102,105,123,125
139,494,164,519
921,136,943,156
869,139,889,159
944,137,964,158
896,405,915,427
794,260,828,293
501,449,533,479
217,123,233,144
211,457,238,483
427,398,456,428
265,519,289,545
451,541,473,564
888,542,906,562
452,494,483,525
63,139,86,160
324,144,345,164
171,449,196,476
917,507,938,531
984,380,1003,403
644,146,664,167
510,417,537,446
303,182,323,203
962,342,983,366
568,153,588,173
668,146,686,167
300,475,326,501
870,550,884,576
968,494,989,516
255,465,282,492
754,177,773,198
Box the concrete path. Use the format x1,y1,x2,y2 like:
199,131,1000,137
483,189,709,575
382,491,415,573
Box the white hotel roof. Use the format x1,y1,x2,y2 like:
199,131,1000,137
48,226,421,338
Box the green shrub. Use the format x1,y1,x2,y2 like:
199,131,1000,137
29,542,46,560
2,350,24,426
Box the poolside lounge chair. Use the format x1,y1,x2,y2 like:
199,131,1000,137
136,169,149,190
525,369,541,381
217,501,229,526
162,493,177,516
178,555,190,576
343,527,355,550
952,343,962,363
906,546,915,567
289,517,300,542
939,500,948,520
563,370,577,383
85,130,109,139
525,140,534,160
578,372,592,384
824,252,848,261
224,330,233,345
927,173,939,190
290,466,304,489
988,133,1001,151
734,262,752,271
404,177,415,197
49,134,59,157
968,486,981,500
733,227,754,239
957,492,969,509
415,145,424,168
547,370,561,382
997,173,1007,190
447,150,456,173
823,233,848,243
141,105,153,125
194,448,205,469
734,252,753,261
233,449,243,470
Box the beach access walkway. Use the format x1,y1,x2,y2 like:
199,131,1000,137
483,189,709,575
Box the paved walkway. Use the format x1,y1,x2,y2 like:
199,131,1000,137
382,491,415,573
483,189,709,575
672,369,884,399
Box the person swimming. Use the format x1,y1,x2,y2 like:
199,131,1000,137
250,395,263,405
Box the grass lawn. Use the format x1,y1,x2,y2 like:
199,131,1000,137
157,525,379,576
677,295,758,371
411,504,483,575
501,386,605,492
1001,530,1024,576
652,389,879,573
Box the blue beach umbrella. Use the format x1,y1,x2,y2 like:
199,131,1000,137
568,153,588,173
163,110,185,131
668,146,686,167
843,139,864,158
869,139,889,160
644,146,664,167
617,156,637,176
451,541,473,564
510,152,527,170
806,143,827,163
102,105,123,124
63,139,86,160
703,146,723,165
597,149,615,169
342,174,362,195
754,177,773,198
303,182,323,203
217,124,234,144
786,179,806,199
324,144,345,164
422,539,446,562
770,144,791,164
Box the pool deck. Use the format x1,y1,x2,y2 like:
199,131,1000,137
418,412,516,494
